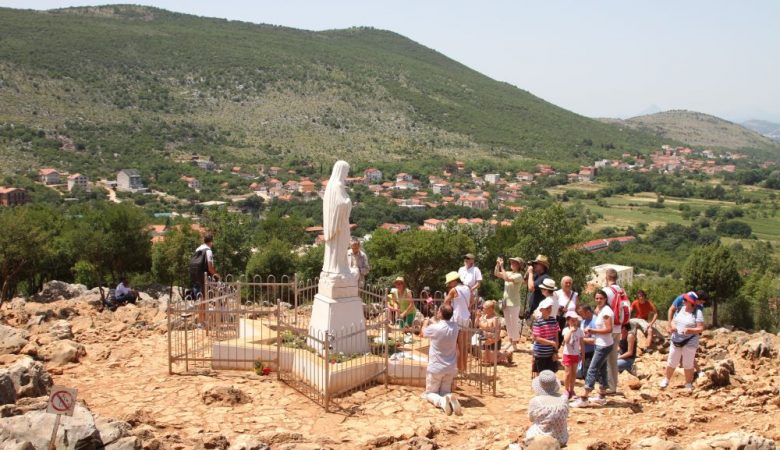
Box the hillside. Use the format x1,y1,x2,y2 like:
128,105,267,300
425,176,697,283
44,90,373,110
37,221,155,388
743,119,780,141
0,4,664,179
601,110,780,157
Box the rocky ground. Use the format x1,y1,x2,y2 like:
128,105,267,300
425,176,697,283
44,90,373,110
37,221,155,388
1,281,779,450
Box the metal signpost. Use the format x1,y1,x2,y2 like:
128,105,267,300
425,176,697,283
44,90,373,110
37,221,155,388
46,385,78,450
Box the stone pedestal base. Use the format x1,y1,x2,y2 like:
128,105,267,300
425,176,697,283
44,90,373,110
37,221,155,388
308,294,369,355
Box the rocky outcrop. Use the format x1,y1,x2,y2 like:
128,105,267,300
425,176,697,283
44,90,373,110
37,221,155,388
2,356,52,399
0,325,29,355
32,280,88,302
0,403,100,450
48,320,74,340
201,385,251,406
688,432,776,450
40,339,86,366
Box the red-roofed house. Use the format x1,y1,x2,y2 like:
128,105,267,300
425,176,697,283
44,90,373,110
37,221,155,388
380,223,411,234
0,187,28,206
39,168,60,185
364,168,383,183
421,218,446,231
299,180,316,193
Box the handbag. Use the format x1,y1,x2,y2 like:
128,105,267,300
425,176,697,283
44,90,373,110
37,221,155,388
671,333,695,348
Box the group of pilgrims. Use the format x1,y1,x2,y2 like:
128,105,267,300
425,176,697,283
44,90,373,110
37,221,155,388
407,253,708,446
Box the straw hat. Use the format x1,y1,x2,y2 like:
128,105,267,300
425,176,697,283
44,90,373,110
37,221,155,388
532,370,561,396
508,257,525,266
393,276,405,284
445,271,460,284
531,255,550,269
540,278,557,291
463,253,476,260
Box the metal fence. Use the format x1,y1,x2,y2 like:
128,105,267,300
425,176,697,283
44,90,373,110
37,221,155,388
167,276,498,410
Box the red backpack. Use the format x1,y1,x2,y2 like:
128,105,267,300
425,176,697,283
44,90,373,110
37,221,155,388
608,285,631,326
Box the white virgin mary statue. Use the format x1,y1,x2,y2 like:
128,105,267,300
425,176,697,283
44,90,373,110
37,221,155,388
321,160,354,280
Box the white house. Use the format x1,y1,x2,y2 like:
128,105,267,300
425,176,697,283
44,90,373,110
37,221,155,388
484,173,500,184
591,264,634,288
39,168,60,185
117,169,145,192
67,173,88,192
364,168,383,183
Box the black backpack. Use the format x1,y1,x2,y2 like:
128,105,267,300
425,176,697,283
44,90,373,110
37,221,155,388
189,249,208,285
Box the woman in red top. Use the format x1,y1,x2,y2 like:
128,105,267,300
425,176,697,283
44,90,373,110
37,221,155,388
630,290,658,347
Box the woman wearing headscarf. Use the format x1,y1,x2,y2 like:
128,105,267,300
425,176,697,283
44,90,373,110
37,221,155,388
525,370,569,446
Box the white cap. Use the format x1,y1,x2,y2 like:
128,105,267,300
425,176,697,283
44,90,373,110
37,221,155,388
539,298,554,310
565,311,582,320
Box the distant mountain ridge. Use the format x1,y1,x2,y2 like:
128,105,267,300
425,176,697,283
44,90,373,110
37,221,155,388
0,4,666,177
742,120,780,142
599,110,780,157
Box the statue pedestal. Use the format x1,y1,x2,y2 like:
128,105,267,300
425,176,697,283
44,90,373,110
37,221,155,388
308,274,369,355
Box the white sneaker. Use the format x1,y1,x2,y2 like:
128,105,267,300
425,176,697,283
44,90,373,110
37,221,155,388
590,395,607,406
441,397,452,415
447,394,463,416
684,383,694,392
659,378,669,389
571,397,589,408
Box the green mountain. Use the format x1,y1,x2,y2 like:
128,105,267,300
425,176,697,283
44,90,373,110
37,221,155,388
601,110,780,158
0,4,664,179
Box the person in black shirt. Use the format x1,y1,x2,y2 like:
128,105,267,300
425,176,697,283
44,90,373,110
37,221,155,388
526,254,551,318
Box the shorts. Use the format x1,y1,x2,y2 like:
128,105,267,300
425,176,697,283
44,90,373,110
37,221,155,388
562,354,580,367
533,356,558,373
667,343,697,370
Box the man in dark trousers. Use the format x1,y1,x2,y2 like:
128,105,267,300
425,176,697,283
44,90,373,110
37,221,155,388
526,255,551,319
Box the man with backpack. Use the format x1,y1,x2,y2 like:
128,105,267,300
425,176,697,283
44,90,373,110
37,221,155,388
603,268,630,394
190,233,219,300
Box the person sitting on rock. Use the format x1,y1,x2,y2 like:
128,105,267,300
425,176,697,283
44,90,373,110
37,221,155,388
617,323,637,375
114,277,138,305
421,303,462,415
525,370,569,446
631,289,658,347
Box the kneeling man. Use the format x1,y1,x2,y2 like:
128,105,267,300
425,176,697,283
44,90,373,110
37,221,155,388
421,303,462,415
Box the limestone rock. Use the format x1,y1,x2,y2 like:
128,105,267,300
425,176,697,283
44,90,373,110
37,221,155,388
525,434,562,450
105,436,142,450
620,371,642,390
4,356,52,398
705,359,735,388
255,431,304,445
49,320,74,340
0,324,29,355
201,385,250,406
742,335,777,359
95,416,132,446
0,403,99,450
0,372,15,405
195,433,230,450
41,339,86,366
630,436,681,450
389,436,438,450
229,435,271,450
114,304,141,324
687,432,776,450
32,280,88,302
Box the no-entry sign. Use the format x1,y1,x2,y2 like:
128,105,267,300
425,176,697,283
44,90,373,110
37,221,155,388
47,385,78,416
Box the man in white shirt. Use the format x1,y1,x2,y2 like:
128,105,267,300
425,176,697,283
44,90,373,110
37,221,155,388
603,268,623,394
458,253,482,301
421,303,462,415
114,277,137,305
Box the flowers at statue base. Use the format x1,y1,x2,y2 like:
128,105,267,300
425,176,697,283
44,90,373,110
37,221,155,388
254,360,272,376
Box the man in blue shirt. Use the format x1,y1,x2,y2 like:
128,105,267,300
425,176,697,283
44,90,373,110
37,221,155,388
667,290,707,333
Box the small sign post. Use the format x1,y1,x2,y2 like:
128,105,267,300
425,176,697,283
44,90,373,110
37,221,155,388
46,385,78,450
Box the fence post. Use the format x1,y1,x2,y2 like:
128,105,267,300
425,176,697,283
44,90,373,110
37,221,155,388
293,276,298,327
167,295,173,375
324,331,331,412
383,288,390,389
276,297,281,381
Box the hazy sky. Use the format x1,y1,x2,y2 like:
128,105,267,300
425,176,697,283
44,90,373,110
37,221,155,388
3,1,779,122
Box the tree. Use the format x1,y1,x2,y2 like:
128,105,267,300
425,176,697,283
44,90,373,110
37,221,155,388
716,220,752,238
296,244,324,281
151,223,202,299
245,239,298,279
365,228,475,293
202,208,253,277
489,204,591,291
0,207,50,302
682,244,742,326
69,202,152,300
